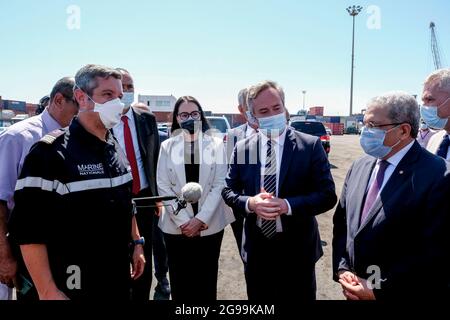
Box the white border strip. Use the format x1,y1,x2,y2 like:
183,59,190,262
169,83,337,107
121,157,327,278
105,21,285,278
15,172,133,195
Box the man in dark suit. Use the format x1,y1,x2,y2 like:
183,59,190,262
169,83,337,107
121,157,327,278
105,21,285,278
114,68,160,301
222,81,337,300
152,130,171,300
333,91,450,300
226,88,258,258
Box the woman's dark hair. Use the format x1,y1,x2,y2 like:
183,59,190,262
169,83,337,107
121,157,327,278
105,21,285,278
170,96,210,134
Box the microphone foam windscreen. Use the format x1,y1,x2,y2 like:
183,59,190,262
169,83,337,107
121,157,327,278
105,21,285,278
181,182,203,203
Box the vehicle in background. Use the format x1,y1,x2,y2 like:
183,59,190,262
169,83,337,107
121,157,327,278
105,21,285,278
325,126,332,136
290,120,330,155
157,122,171,136
345,126,359,134
206,116,231,143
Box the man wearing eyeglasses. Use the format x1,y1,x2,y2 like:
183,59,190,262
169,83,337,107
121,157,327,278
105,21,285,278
0,77,78,300
333,91,450,300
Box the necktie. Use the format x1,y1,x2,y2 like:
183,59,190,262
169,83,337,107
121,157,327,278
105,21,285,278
122,116,141,195
436,134,450,159
360,160,389,225
261,139,277,239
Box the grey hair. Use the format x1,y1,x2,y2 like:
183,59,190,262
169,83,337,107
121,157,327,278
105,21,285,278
367,91,420,138
115,67,130,75
424,68,450,92
74,64,122,96
50,77,75,103
247,80,285,114
237,88,248,110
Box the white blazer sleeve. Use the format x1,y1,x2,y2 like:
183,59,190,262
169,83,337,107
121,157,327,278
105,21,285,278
157,140,191,227
195,140,227,226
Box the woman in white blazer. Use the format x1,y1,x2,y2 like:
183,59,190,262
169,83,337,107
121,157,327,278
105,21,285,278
157,96,234,301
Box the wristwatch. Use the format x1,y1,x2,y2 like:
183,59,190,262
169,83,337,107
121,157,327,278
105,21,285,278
132,237,145,246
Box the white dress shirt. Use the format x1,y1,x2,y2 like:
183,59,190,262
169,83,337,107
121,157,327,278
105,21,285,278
113,107,149,191
366,140,415,196
245,129,292,232
245,125,257,138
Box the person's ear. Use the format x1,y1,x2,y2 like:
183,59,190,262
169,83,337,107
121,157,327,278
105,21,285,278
53,93,65,110
74,88,88,108
439,97,450,118
400,123,411,139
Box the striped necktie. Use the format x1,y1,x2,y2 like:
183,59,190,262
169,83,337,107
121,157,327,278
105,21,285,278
261,139,277,239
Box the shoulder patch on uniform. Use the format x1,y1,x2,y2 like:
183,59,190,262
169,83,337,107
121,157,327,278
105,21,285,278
40,129,65,144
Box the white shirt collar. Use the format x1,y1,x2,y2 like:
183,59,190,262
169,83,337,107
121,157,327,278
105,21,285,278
383,140,415,167
41,108,63,130
123,107,133,120
259,127,287,147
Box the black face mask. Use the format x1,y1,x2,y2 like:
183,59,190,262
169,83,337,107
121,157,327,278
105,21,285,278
180,119,197,134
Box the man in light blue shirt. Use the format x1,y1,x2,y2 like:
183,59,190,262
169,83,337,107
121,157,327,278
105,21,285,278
0,77,78,300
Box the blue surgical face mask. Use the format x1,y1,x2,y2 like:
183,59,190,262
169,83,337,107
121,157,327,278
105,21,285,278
360,125,401,159
257,112,287,136
420,97,450,130
121,92,134,107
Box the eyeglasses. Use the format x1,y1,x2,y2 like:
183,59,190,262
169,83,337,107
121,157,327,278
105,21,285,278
364,122,403,129
177,111,201,121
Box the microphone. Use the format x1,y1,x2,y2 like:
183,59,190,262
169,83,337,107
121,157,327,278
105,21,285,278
131,183,203,215
173,182,203,215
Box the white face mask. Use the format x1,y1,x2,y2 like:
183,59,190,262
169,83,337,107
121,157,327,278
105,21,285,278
75,84,125,129
93,98,125,129
121,92,134,107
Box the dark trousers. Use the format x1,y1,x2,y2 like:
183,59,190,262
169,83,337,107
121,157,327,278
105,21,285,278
164,230,224,301
152,217,169,282
245,230,317,301
130,188,154,301
230,212,244,256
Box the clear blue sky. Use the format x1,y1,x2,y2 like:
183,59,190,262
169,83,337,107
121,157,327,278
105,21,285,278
1,0,449,115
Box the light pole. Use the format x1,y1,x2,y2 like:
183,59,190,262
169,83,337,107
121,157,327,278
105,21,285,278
302,90,307,111
347,5,362,116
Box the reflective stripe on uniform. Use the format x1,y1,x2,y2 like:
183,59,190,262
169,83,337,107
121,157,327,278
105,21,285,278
65,173,133,193
15,176,68,194
15,172,133,195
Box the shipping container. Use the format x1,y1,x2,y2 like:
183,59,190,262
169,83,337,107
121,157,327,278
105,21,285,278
26,103,38,115
329,116,341,123
3,100,26,113
324,122,344,135
309,106,324,116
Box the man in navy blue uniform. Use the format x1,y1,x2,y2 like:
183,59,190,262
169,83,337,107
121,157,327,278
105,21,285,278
9,64,145,300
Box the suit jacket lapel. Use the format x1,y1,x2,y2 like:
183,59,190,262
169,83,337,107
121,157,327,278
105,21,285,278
199,134,213,192
132,109,148,159
349,157,376,238
278,128,295,190
356,141,421,234
172,135,187,187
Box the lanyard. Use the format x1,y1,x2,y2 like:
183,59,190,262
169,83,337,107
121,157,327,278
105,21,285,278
419,131,429,140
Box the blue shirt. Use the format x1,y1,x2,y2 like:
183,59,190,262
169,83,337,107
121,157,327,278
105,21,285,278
0,109,61,212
